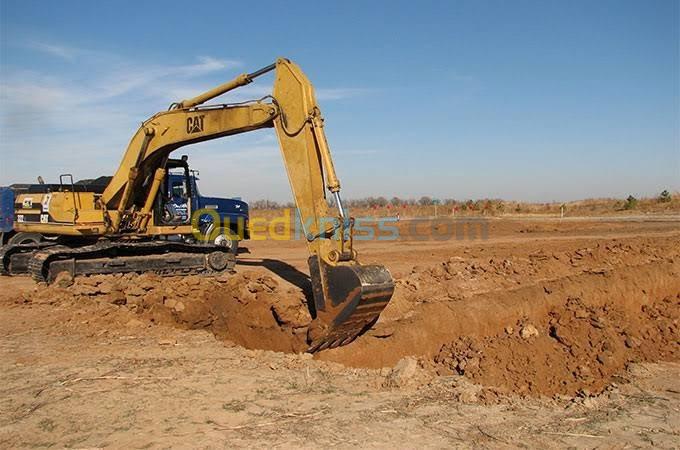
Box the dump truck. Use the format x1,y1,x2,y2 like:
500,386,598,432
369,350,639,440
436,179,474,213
0,58,394,351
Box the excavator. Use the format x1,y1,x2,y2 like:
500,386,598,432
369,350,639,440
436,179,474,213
0,58,394,352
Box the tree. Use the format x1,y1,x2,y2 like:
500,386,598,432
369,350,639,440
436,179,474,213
658,190,672,203
418,196,432,206
390,197,402,207
623,195,638,210
251,199,281,209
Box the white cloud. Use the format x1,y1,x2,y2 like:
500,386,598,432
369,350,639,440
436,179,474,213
24,41,81,60
177,56,242,76
80,58,244,103
0,40,375,196
0,49,243,134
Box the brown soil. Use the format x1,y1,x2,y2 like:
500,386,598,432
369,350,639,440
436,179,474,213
40,270,312,353
321,236,680,397
22,220,680,399
2,217,680,447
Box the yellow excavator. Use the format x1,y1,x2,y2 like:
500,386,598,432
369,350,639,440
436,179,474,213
0,58,394,352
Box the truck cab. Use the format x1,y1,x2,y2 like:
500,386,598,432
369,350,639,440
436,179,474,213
160,157,249,251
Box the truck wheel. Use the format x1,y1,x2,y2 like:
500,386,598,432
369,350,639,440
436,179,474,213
212,228,239,256
8,232,43,245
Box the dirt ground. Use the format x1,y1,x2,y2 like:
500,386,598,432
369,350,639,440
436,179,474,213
1,217,679,448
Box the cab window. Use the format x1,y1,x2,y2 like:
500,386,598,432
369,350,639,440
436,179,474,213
171,181,186,199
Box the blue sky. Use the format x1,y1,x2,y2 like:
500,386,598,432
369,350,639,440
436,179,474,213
1,0,678,202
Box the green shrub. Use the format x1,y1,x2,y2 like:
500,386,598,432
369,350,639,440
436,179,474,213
658,190,672,203
623,195,638,210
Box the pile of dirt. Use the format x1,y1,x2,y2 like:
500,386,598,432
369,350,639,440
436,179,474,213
381,238,678,322
322,247,680,397
31,271,312,353
434,294,680,397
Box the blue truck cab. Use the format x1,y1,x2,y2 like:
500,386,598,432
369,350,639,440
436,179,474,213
163,158,249,243
152,157,250,251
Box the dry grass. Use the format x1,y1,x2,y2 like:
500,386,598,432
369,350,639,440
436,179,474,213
250,192,680,219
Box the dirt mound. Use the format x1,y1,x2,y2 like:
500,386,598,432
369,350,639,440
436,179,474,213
321,240,680,397
434,294,680,397
382,238,678,322
35,271,312,352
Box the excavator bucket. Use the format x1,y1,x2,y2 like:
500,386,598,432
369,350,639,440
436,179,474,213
306,256,394,352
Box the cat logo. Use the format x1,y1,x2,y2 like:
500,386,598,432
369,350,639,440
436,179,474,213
187,115,205,134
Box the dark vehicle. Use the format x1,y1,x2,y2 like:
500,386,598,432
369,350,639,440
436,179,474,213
162,157,249,253
0,187,13,244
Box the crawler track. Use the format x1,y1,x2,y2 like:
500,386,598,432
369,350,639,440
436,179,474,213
0,242,57,275
22,240,235,282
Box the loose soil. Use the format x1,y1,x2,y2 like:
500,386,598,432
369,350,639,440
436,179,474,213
1,217,679,447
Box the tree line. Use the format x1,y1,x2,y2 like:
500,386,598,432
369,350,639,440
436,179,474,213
249,190,674,211
250,196,504,210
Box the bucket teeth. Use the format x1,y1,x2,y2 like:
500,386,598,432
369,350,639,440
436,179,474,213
306,256,394,353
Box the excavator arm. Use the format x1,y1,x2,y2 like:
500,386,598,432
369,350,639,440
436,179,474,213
101,102,277,231
102,58,394,351
271,60,394,350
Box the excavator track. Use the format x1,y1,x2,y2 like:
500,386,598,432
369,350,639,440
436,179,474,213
0,242,57,275
27,240,235,283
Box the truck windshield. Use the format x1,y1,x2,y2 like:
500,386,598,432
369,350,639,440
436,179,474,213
171,181,186,199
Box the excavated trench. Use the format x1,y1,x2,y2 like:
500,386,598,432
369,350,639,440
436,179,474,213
32,236,680,397
322,260,680,396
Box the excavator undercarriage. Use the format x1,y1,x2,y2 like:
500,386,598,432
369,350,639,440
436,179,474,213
1,240,234,281
1,58,395,352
